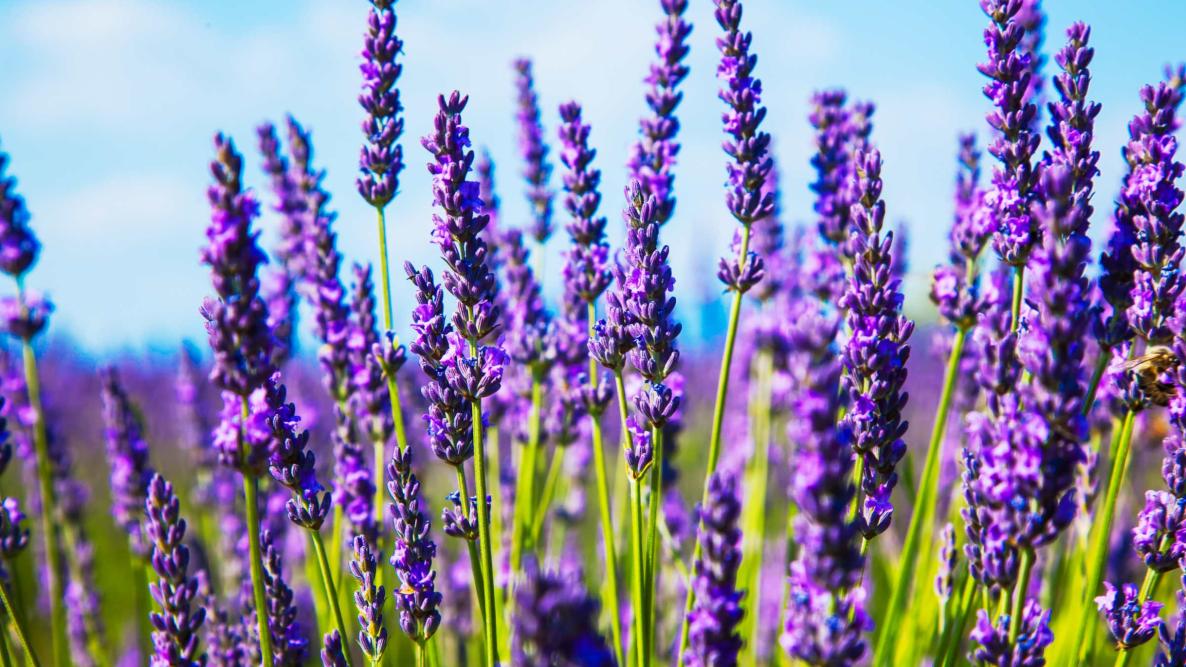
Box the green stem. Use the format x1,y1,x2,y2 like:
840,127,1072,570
937,577,978,667
678,228,752,665
586,309,625,667
454,468,488,627
19,340,63,667
0,582,36,667
0,621,12,667
1009,548,1035,643
374,206,397,330
629,477,648,667
738,348,775,667
874,327,968,662
511,377,544,576
1010,265,1024,332
311,530,354,667
644,424,663,649
530,448,565,545
470,396,499,667
1074,409,1137,666
243,474,275,667
1083,352,1109,417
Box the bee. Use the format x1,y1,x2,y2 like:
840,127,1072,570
1113,345,1179,407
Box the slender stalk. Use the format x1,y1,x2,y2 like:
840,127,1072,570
1074,409,1138,665
585,308,625,667
470,395,499,667
1083,352,1109,417
454,467,488,627
738,348,774,667
874,327,969,662
1010,265,1024,332
243,474,275,667
0,621,11,667
414,643,427,667
530,449,565,545
130,554,151,661
0,582,36,667
1008,548,1035,643
19,341,64,667
937,576,978,667
644,424,664,645
629,477,648,667
330,505,345,595
678,228,753,665
310,531,355,667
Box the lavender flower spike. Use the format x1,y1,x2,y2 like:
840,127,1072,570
683,471,745,667
512,558,614,666
357,0,404,209
979,0,1042,267
0,141,40,279
970,599,1053,665
100,366,155,565
260,530,308,665
513,58,554,245
627,0,691,226
387,444,441,644
350,534,387,661
840,147,914,538
558,101,612,316
1096,582,1162,649
321,631,348,667
714,0,772,295
144,473,206,667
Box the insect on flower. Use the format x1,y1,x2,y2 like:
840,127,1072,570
1113,345,1179,407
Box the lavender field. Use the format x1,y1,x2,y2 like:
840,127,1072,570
1,0,1185,665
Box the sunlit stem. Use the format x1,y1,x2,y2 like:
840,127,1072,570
677,224,753,664
310,530,354,667
243,472,275,667
0,579,37,667
873,326,968,662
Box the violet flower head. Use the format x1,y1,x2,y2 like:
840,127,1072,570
387,443,442,643
0,496,29,568
1097,582,1163,649
782,311,868,665
936,523,958,602
810,91,862,261
750,158,786,303
288,117,353,400
621,180,681,389
511,557,614,667
501,226,554,378
931,134,987,330
1099,77,1185,351
260,374,331,531
143,473,206,667
684,471,745,667
350,534,388,660
100,366,155,557
839,147,914,538
406,262,472,466
1134,490,1186,572
260,529,308,665
558,101,612,316
1158,587,1186,666
0,292,51,341
714,0,772,294
201,134,274,399
358,0,404,208
0,143,40,279
623,416,654,480
332,404,376,541
321,631,348,667
513,58,555,244
627,0,691,226
257,121,307,277
349,262,395,451
979,0,1043,267
1046,22,1099,232
970,599,1052,665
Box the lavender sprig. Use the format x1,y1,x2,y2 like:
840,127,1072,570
627,0,691,226
683,471,745,666
513,58,554,245
99,366,154,557
144,473,206,667
511,558,614,666
260,530,307,665
357,0,404,209
387,445,441,646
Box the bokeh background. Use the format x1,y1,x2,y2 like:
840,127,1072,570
0,0,1184,353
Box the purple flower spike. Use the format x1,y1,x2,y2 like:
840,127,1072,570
1097,582,1162,649
0,143,40,278
1134,490,1186,572
839,147,914,539
100,367,155,557
350,534,388,660
558,101,612,315
0,291,51,341
979,0,1043,267
143,473,206,667
970,599,1052,665
287,117,354,403
260,529,308,665
809,90,873,285
1099,74,1186,354
931,134,988,330
387,444,441,643
683,471,744,667
201,134,273,402
513,58,554,245
260,374,331,531
936,523,958,602
714,0,771,294
627,0,691,226
621,181,680,387
511,557,614,666
321,630,348,667
1157,586,1186,666
358,0,404,208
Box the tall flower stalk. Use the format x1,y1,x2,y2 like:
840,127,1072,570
143,473,206,666
679,0,771,659
420,92,505,667
0,141,64,667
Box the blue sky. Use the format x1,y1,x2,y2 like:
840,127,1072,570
0,0,1183,353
